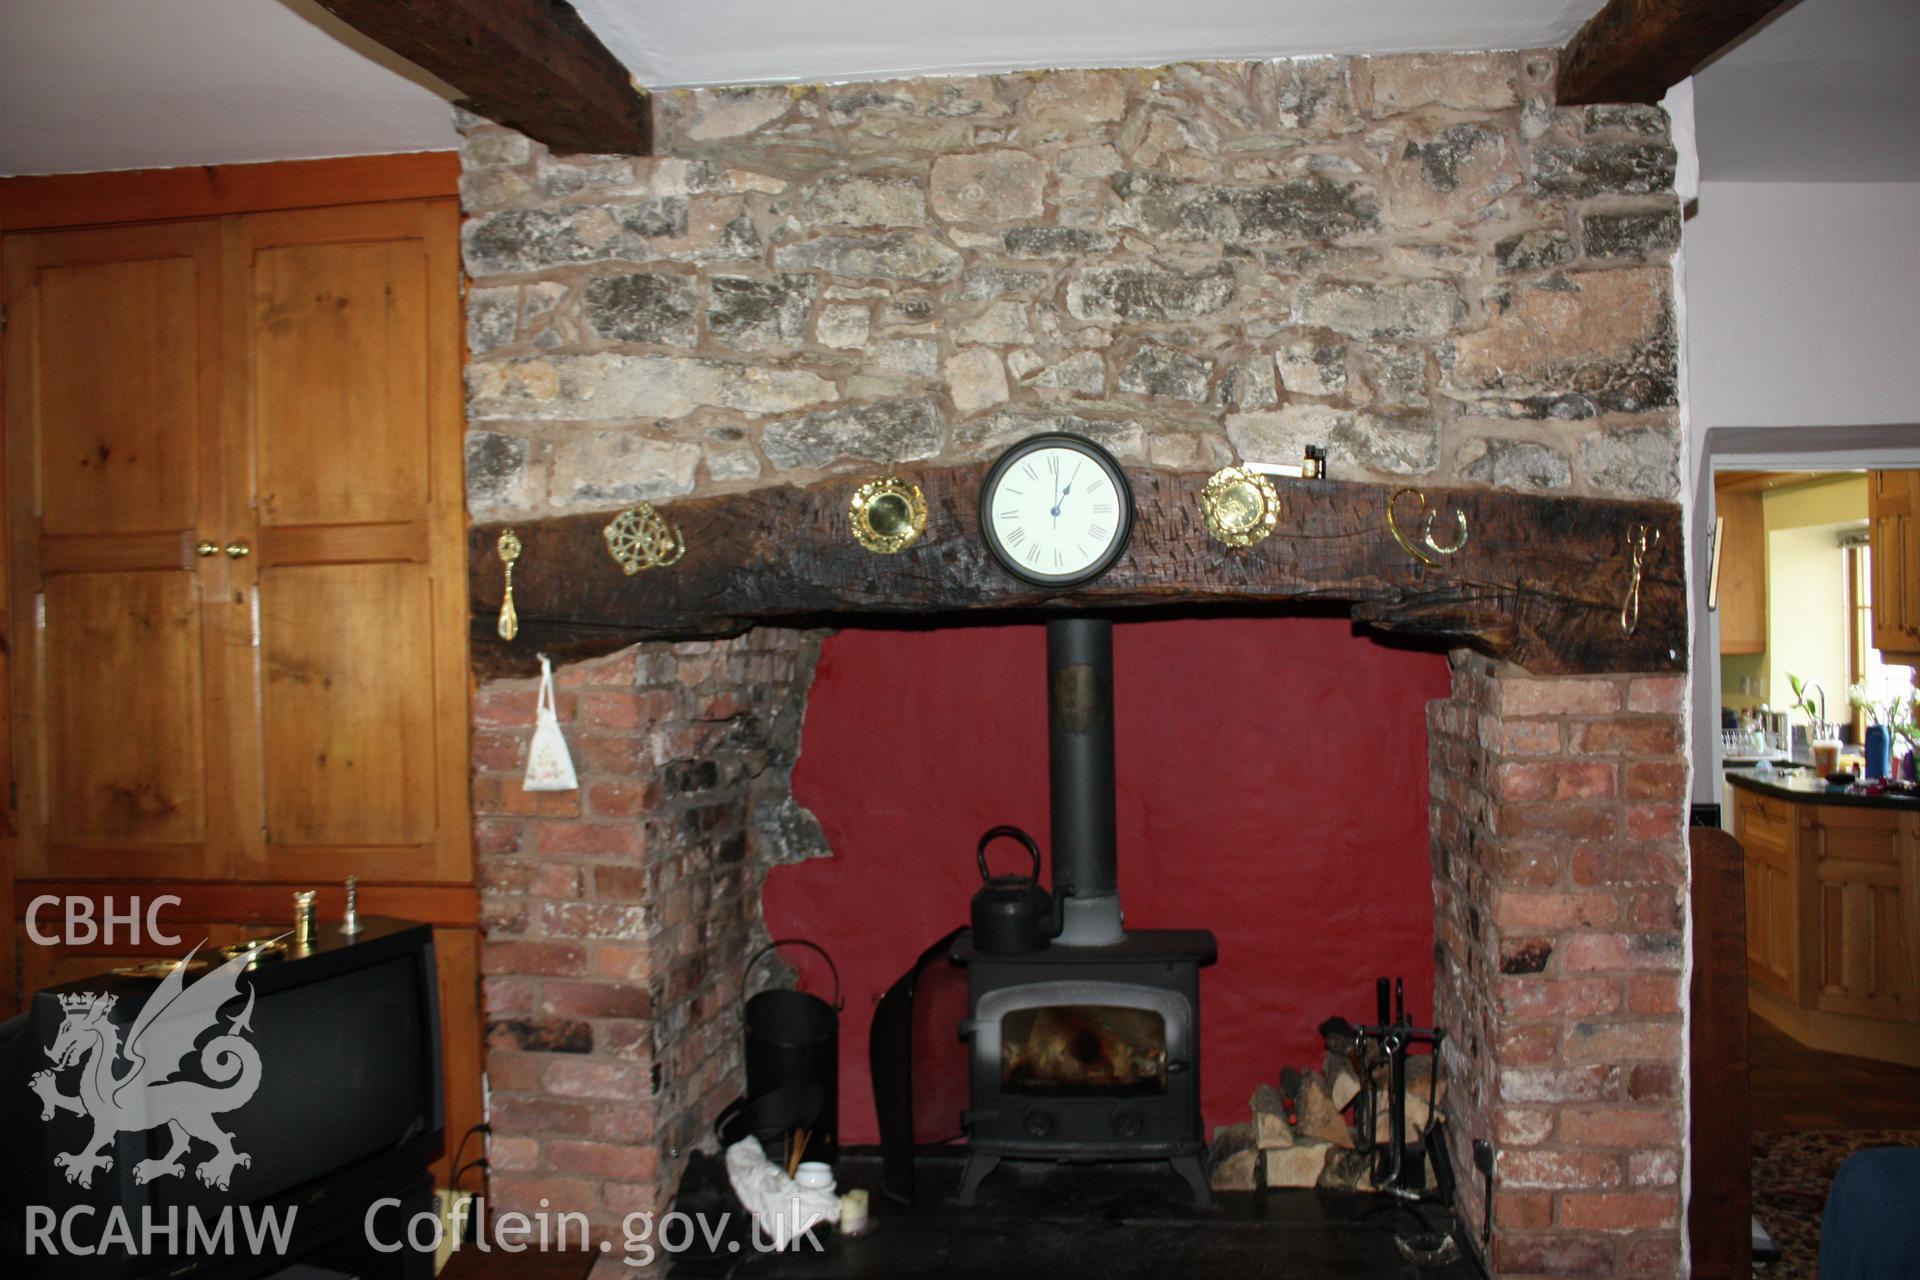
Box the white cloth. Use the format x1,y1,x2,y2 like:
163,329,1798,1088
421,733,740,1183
724,1137,839,1251
522,655,578,791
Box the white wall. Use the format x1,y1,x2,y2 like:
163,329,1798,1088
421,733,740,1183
1764,523,1852,717
1686,181,1920,449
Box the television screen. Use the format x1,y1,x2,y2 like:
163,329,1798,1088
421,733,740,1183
148,954,433,1214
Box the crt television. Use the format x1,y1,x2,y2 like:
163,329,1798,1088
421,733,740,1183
1,916,444,1280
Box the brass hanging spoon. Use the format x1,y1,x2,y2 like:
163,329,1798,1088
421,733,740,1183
496,529,522,641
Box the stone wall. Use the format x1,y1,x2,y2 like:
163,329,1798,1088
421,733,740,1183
1430,657,1689,1278
473,630,822,1236
459,51,1681,521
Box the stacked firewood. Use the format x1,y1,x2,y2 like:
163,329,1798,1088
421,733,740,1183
1209,1052,1446,1192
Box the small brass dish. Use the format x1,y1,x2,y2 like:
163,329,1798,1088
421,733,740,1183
1200,466,1281,548
849,477,928,554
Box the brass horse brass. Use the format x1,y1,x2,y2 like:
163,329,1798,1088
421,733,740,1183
603,503,686,575
849,476,928,554
1200,467,1280,547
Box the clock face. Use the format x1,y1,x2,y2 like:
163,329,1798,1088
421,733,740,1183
979,434,1134,586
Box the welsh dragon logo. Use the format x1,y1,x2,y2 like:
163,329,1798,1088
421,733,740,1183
30,943,264,1191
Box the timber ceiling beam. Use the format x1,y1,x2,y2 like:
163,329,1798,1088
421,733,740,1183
1558,0,1801,105
465,464,1686,681
315,0,651,154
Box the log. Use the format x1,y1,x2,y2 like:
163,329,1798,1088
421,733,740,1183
1558,0,1800,106
1265,1141,1331,1189
466,464,1686,681
315,0,651,154
1250,1083,1294,1150
1294,1072,1355,1149
1208,1122,1260,1191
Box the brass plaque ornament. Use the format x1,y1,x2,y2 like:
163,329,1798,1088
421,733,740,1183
1200,467,1281,547
603,503,686,575
848,476,928,554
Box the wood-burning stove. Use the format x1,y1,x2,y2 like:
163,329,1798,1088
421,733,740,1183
953,618,1217,1206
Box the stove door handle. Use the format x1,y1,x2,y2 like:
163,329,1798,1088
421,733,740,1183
1166,1059,1191,1073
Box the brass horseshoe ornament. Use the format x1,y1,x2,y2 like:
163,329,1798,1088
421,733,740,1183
1621,523,1662,634
603,503,686,575
1386,489,1469,568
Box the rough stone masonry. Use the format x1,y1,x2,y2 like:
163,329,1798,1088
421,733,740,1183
460,49,1689,1280
460,51,1682,521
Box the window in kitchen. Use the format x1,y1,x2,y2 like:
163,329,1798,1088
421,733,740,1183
1846,539,1916,754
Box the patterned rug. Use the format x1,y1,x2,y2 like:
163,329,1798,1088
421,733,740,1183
1752,1130,1920,1279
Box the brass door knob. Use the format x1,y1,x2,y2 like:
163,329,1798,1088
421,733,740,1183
225,541,251,559
195,541,220,557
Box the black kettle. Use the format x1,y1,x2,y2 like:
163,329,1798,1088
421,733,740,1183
971,825,1064,955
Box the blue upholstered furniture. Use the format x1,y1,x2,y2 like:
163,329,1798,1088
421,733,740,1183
1820,1146,1920,1280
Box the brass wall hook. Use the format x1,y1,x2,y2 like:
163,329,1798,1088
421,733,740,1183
603,503,686,575
1387,489,1469,568
1621,523,1662,634
495,529,521,641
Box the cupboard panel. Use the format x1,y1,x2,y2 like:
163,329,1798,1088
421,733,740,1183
252,238,431,529
259,562,439,849
37,254,202,536
43,571,209,850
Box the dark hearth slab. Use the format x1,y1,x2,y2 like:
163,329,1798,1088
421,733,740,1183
669,1151,1483,1279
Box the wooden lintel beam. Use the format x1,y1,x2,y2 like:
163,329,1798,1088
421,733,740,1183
315,0,651,154
1558,0,1800,105
464,464,1687,682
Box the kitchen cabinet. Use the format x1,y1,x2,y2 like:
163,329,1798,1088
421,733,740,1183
4,200,470,884
1735,787,1797,995
1731,774,1920,1065
1868,469,1920,664
1716,482,1767,656
1803,805,1915,1021
2,163,477,1184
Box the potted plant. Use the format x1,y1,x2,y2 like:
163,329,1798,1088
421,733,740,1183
1786,673,1842,774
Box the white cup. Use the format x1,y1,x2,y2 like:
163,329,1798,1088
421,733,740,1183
794,1161,835,1193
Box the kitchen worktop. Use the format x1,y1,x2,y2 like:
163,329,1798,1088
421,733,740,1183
1727,767,1920,810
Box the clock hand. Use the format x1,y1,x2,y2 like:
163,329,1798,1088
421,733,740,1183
1051,463,1080,520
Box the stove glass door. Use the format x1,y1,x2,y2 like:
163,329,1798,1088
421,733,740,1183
1000,1004,1168,1096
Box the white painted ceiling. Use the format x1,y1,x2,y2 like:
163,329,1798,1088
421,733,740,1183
571,0,1602,89
0,0,461,176
0,0,1910,182
1692,0,1920,182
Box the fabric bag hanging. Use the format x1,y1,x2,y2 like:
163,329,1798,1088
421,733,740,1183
523,655,578,791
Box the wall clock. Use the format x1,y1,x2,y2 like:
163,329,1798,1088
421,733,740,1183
979,433,1134,587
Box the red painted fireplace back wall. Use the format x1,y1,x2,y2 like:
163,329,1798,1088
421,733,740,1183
762,614,1450,1143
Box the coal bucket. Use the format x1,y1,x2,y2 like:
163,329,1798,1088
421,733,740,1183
741,938,842,1164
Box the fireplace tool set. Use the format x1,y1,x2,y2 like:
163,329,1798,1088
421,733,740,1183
1321,977,1460,1263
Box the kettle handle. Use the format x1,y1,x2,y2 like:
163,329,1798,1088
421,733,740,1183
977,824,1042,885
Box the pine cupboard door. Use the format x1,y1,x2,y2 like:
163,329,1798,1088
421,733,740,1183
1868,471,1920,661
1806,806,1913,1022
227,202,470,883
3,222,246,879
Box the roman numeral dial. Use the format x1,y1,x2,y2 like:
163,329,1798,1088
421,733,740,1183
978,434,1135,588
